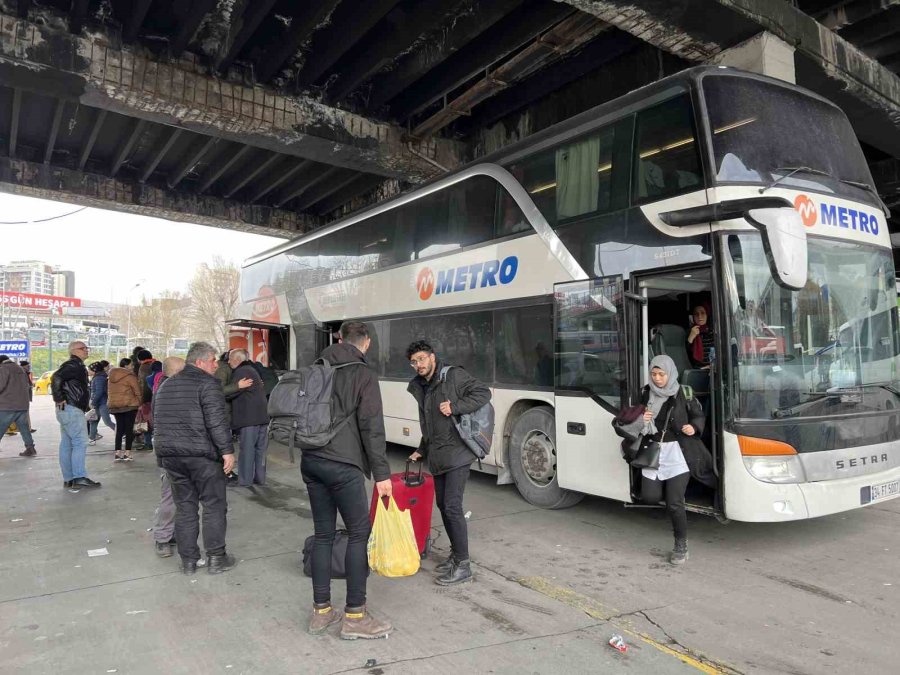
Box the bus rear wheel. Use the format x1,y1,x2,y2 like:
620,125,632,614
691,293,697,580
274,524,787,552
508,406,583,510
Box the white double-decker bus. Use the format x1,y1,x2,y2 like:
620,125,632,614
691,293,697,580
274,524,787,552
239,66,900,522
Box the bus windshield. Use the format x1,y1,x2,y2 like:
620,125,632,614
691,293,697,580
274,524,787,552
723,234,900,420
703,75,880,208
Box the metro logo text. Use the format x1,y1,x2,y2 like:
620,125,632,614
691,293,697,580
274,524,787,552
792,194,879,235
0,343,27,352
417,256,519,301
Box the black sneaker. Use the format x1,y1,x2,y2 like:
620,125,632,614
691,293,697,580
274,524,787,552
669,539,689,566
156,541,175,558
435,559,473,586
71,477,101,488
207,552,237,575
181,559,198,575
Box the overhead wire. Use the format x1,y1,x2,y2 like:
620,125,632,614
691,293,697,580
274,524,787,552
0,206,88,225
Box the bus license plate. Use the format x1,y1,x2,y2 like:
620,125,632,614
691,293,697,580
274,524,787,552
861,480,900,505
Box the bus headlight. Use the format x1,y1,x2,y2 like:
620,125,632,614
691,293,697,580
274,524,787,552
742,455,806,484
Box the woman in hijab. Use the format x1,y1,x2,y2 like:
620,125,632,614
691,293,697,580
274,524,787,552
640,355,716,564
687,302,714,368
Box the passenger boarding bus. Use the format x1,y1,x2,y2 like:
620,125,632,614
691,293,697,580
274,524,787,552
239,66,900,522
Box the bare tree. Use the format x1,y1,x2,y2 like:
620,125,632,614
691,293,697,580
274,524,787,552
111,290,188,357
185,256,240,352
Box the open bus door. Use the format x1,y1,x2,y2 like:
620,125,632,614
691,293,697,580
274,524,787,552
553,276,644,503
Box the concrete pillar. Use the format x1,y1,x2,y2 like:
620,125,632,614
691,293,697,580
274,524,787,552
713,31,795,84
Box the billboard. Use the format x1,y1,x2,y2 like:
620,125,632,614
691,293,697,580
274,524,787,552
0,340,30,358
0,291,81,312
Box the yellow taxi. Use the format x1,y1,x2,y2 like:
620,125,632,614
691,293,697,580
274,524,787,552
34,371,55,395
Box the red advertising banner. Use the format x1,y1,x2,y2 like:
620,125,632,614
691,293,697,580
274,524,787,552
0,291,81,311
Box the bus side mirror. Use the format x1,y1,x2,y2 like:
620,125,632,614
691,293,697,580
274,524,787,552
745,208,808,291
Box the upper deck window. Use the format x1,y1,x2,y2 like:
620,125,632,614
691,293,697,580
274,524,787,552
506,124,619,228
703,75,878,207
632,94,703,203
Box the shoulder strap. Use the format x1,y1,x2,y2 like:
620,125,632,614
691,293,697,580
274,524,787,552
681,385,693,401
659,404,673,443
439,365,452,382
332,361,367,370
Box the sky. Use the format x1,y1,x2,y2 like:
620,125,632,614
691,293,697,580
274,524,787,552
1,193,285,304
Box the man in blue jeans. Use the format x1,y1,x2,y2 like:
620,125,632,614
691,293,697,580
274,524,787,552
51,341,101,490
301,321,393,639
0,355,36,457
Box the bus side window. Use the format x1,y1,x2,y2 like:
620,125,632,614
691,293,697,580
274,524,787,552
632,94,703,203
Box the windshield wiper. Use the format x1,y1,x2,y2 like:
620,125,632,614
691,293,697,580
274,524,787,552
849,382,900,398
759,166,832,194
837,178,891,215
771,391,839,419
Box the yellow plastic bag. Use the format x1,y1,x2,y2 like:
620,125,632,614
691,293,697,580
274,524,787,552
367,495,420,577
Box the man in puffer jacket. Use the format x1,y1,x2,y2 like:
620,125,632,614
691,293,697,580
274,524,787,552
153,341,236,576
51,341,100,489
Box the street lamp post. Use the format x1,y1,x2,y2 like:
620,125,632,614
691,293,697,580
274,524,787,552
125,280,145,350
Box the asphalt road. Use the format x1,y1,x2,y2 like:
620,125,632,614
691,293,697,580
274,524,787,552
1,396,897,674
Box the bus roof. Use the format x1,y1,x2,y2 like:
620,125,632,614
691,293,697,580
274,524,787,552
243,66,839,268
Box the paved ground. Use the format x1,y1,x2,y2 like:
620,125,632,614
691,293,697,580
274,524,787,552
1,396,898,675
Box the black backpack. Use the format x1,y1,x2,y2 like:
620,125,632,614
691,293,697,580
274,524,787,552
267,358,364,463
439,366,494,467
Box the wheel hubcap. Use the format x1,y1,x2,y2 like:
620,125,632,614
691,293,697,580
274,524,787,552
521,429,555,486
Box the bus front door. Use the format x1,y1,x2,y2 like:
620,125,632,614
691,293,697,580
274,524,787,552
553,276,642,503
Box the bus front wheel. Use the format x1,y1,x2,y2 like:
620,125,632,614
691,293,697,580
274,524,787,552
508,406,583,510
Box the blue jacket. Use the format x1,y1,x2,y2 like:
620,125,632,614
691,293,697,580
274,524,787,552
90,372,108,409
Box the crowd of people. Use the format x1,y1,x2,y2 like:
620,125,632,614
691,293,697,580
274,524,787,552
0,316,713,640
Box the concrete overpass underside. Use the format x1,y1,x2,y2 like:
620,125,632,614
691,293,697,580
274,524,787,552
2,0,900,238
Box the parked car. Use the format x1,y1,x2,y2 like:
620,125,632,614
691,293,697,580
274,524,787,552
34,370,55,395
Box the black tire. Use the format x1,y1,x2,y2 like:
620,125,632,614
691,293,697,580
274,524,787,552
507,406,583,510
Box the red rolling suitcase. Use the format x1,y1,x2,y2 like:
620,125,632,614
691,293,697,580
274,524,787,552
370,460,434,558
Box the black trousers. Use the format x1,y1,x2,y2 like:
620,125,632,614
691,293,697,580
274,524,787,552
112,410,137,451
301,454,370,608
641,471,690,541
161,456,228,562
434,464,471,561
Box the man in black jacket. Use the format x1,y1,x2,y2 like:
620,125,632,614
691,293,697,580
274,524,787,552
407,340,491,586
51,341,101,489
302,321,393,640
227,349,269,487
153,341,237,575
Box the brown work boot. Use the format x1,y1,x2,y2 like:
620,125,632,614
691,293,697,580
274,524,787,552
340,605,392,640
308,603,341,635
19,446,36,457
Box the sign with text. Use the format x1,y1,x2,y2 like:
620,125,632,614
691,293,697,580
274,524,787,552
0,291,81,312
0,340,30,358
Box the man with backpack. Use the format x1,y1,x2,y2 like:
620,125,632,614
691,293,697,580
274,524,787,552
283,321,393,639
406,340,491,586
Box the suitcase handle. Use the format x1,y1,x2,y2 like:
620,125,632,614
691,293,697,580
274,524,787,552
404,459,425,488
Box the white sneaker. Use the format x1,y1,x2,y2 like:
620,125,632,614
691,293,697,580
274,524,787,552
88,439,96,446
